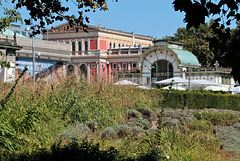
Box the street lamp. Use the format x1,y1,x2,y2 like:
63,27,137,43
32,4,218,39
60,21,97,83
188,63,190,92
25,27,35,82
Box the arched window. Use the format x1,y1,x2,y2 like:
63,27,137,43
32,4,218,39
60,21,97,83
72,42,75,51
67,65,74,75
109,42,112,49
151,60,173,81
85,41,88,51
80,64,87,78
78,42,82,51
113,43,116,48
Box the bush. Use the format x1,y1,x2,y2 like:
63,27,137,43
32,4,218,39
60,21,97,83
160,90,240,111
127,117,151,130
85,121,98,133
189,120,212,132
62,123,92,139
194,111,238,125
126,109,142,120
112,125,132,138
136,107,156,123
101,127,117,139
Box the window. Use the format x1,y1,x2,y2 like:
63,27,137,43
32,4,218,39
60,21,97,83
109,42,112,49
22,31,26,36
72,42,75,51
91,63,96,68
113,43,116,48
122,63,127,69
78,42,82,51
132,62,137,68
112,63,117,69
67,65,74,75
85,41,88,51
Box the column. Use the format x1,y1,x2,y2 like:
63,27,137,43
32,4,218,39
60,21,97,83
75,39,78,52
128,63,131,71
87,63,90,82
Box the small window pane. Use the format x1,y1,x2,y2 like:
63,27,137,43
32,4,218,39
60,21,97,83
122,63,127,69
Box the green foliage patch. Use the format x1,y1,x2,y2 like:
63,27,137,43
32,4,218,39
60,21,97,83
194,111,238,125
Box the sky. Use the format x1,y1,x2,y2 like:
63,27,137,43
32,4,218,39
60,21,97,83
1,0,188,39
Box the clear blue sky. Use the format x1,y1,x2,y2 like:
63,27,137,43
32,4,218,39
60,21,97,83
1,0,187,38
85,0,186,38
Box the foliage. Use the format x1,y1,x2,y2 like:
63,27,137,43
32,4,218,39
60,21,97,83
8,140,119,161
165,20,224,67
194,111,238,126
0,0,118,35
216,124,240,154
161,90,240,111
225,22,240,83
189,120,212,132
0,66,28,107
172,0,240,82
0,7,23,32
0,79,239,160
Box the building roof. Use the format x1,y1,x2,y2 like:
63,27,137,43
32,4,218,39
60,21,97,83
172,49,200,66
50,22,155,39
1,29,28,38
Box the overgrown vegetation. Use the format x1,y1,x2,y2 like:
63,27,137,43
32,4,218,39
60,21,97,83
0,77,239,160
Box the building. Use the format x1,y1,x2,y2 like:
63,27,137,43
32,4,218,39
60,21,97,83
0,23,235,89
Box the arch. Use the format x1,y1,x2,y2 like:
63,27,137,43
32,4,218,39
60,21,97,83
79,64,87,78
67,64,74,75
151,60,173,82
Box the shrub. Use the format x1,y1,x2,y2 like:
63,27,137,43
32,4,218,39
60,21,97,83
62,123,92,139
127,117,151,130
136,107,156,123
132,126,145,137
194,111,238,125
126,109,142,120
101,127,117,139
85,121,98,133
189,120,212,132
112,125,132,138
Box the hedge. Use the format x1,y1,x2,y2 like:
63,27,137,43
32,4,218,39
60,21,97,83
158,90,240,111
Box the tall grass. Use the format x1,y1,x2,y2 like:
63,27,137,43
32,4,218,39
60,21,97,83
0,77,238,160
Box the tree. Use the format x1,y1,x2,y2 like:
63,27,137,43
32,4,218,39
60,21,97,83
0,0,117,35
173,0,240,83
165,21,218,67
0,7,22,68
226,22,240,82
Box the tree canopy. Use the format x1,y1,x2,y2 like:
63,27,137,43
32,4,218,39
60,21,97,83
173,0,240,83
0,0,118,34
165,21,216,67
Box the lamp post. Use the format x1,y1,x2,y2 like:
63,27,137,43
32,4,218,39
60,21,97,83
178,63,190,92
25,27,35,82
98,49,101,80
